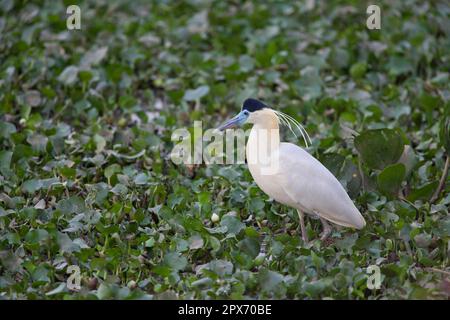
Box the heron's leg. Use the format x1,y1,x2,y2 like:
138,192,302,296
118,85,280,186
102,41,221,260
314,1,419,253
297,210,308,243
319,217,332,241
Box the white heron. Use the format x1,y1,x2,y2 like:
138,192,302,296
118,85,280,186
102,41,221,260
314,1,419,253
218,98,366,242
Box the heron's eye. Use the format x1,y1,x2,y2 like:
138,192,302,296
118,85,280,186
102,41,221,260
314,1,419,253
243,110,249,116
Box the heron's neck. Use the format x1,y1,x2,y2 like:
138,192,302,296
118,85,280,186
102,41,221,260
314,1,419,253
246,118,280,162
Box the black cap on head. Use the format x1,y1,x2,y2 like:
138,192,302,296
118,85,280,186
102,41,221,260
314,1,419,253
242,98,268,112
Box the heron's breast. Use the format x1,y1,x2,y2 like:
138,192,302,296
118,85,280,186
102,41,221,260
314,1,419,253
246,126,296,206
247,161,297,207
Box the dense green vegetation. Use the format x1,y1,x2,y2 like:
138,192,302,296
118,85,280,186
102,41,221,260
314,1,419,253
0,0,449,299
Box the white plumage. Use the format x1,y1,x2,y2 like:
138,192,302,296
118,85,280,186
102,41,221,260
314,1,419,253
249,141,366,229
219,99,366,242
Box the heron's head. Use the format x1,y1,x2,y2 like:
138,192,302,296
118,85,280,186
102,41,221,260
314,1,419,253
218,98,277,130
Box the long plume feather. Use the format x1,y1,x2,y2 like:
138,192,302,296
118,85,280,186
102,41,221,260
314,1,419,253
273,110,312,148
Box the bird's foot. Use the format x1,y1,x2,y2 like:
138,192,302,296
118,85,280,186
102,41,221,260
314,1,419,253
322,237,335,247
319,217,332,241
297,210,309,244
319,229,331,241
302,233,309,244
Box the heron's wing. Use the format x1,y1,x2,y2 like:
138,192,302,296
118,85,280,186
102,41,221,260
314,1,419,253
274,143,366,229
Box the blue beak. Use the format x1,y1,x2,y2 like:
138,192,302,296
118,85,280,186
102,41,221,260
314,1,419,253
217,111,248,131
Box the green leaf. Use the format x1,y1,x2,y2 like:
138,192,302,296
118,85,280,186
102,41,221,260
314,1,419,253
259,269,284,293
134,173,149,185
94,134,106,154
110,183,128,195
104,164,121,179
32,265,50,283
12,144,33,161
238,238,260,258
27,133,48,152
81,47,108,68
396,145,417,176
97,283,114,299
59,166,76,179
0,121,16,139
439,116,450,156
350,62,367,79
56,232,80,253
197,191,210,206
25,229,50,243
248,198,265,212
321,153,360,195
407,181,439,202
46,283,67,296
386,56,413,76
0,206,11,217
183,85,209,101
163,252,187,271
188,235,204,250
145,238,155,248
205,260,233,277
377,163,405,196
0,251,23,272
294,66,322,101
303,279,330,297
0,150,12,175
220,215,245,236
58,66,79,85
355,129,404,170
56,197,85,215
22,179,43,194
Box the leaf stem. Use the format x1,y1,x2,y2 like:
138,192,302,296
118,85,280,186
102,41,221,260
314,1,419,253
358,156,366,193
425,267,450,276
430,155,450,203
